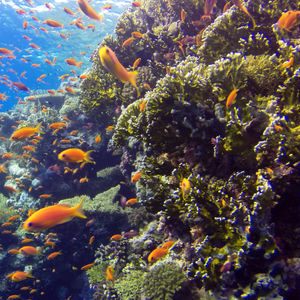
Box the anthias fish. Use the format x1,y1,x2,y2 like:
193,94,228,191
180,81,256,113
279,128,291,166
58,148,95,164
99,46,140,97
10,122,44,141
23,198,86,231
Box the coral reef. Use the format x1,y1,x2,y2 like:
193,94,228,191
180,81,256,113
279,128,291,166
0,0,299,298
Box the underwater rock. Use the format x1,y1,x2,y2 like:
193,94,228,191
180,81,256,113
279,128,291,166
25,93,65,109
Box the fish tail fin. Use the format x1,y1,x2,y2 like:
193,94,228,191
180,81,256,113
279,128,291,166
128,71,140,97
35,121,45,134
84,150,95,164
77,61,82,68
27,271,35,278
72,197,87,219
250,16,256,28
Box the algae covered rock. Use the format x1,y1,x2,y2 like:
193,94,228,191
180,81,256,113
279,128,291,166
59,185,121,214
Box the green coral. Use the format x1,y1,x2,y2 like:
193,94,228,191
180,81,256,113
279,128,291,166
115,270,145,300
86,262,109,285
0,193,13,223
59,185,121,214
143,262,186,300
113,262,187,300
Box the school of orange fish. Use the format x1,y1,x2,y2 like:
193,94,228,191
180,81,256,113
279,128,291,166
0,0,299,299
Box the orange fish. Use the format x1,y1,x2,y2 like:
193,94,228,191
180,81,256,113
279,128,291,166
77,0,104,22
29,43,40,50
23,35,32,41
23,198,86,231
39,194,52,199
79,74,88,79
19,246,40,255
126,198,138,206
110,234,122,241
277,11,300,31
281,57,294,69
2,153,14,159
65,58,82,68
58,148,95,164
181,8,186,23
45,58,56,66
8,249,19,254
139,99,147,112
59,139,71,144
7,295,21,300
9,271,34,282
4,186,20,193
23,21,28,29
2,222,12,227
10,122,44,141
0,161,8,173
89,235,95,244
79,176,89,183
40,27,48,33
65,86,75,94
0,48,13,54
49,122,67,130
106,125,115,131
70,130,79,135
132,1,141,7
48,89,56,95
148,248,169,263
44,238,55,249
81,263,94,270
106,266,114,281
8,215,20,222
43,19,63,28
47,251,61,259
132,58,141,70
87,24,95,31
21,238,34,244
95,135,101,144
99,46,140,97
131,172,142,183
10,81,30,91
23,146,36,152
131,31,143,38
122,37,135,48
226,88,238,108
63,7,76,15
102,4,112,10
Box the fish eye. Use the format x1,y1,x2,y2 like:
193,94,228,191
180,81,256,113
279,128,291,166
27,222,33,227
106,49,109,54
62,154,66,157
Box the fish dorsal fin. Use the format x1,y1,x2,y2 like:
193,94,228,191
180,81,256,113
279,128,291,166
55,204,71,208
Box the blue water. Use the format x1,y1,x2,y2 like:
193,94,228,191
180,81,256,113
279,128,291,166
0,0,131,112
